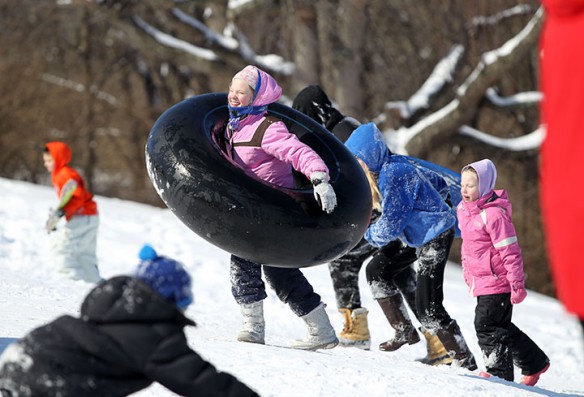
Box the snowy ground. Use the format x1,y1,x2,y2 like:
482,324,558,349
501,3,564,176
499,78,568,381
0,177,582,397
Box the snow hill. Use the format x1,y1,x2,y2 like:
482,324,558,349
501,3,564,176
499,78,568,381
0,177,582,397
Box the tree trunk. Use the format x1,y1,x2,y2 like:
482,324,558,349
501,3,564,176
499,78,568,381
335,0,367,116
287,0,319,95
81,8,96,192
315,0,339,92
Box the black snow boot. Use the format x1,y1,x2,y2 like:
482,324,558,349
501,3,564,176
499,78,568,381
435,320,478,370
377,294,420,351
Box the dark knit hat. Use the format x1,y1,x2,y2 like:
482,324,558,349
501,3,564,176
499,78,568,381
293,85,353,141
134,244,193,310
292,85,336,127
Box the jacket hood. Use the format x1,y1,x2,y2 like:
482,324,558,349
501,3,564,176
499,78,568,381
461,189,512,217
481,189,512,215
252,67,282,106
463,158,497,198
45,141,72,172
345,122,390,173
232,65,282,107
80,276,195,327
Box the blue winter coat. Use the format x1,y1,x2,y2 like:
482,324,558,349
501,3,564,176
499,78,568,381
345,123,456,247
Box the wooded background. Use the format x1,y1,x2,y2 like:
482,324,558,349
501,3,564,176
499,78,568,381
0,1,550,294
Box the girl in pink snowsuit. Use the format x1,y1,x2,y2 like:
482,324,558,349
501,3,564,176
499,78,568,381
220,65,338,351
225,65,336,200
458,159,549,385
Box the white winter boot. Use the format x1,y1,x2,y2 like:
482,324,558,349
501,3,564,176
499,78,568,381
292,303,339,350
237,301,265,344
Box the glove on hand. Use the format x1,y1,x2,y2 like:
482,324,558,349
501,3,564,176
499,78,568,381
310,171,337,214
45,208,65,234
510,287,527,304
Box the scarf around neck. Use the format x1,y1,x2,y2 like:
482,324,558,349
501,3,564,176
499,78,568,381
228,104,268,131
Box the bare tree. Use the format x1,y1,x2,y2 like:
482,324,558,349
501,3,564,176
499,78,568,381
401,8,543,157
0,0,552,293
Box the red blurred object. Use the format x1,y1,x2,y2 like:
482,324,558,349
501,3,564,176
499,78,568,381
540,0,584,319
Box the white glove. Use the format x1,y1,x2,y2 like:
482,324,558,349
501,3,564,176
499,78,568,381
45,208,65,234
310,172,337,214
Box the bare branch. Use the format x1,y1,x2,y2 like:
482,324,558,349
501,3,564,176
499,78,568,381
171,8,238,50
471,4,535,27
169,9,294,75
485,87,541,108
384,44,464,119
41,73,120,107
132,15,218,61
459,125,544,151
232,27,294,75
400,7,543,156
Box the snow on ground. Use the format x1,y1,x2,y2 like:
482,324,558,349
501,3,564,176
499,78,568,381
0,177,582,397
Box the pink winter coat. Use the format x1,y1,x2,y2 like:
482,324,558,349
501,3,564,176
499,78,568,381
224,68,329,189
457,190,525,297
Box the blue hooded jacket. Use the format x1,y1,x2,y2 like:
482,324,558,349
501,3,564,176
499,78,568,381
345,123,456,247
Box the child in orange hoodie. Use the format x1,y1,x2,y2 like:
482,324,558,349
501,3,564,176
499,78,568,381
43,142,101,283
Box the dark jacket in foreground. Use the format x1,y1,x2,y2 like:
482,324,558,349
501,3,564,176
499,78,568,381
0,276,259,397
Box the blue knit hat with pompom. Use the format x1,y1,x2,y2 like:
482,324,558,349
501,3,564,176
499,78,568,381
134,244,194,310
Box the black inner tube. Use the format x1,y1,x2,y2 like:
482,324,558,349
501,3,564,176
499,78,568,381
146,93,372,267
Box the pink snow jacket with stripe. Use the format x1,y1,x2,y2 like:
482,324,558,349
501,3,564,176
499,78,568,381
457,189,525,297
224,68,329,189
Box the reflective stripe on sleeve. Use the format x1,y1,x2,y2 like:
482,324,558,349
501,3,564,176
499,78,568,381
494,236,517,248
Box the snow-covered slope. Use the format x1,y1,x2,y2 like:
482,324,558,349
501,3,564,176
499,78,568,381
0,177,582,397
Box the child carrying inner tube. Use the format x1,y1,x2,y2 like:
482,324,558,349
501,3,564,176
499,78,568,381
218,65,338,350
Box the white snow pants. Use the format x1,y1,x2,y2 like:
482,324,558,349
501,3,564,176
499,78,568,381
51,214,101,283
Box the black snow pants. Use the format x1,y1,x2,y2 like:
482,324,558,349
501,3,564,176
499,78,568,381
475,293,550,381
230,255,321,316
362,239,419,313
359,228,456,330
329,238,418,311
328,238,377,309
414,227,456,330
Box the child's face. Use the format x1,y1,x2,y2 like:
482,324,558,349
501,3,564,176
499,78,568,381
228,78,254,108
43,152,55,173
461,170,480,202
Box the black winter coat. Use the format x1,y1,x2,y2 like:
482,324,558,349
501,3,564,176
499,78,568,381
0,276,259,397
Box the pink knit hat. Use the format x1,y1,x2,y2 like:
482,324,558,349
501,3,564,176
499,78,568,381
233,65,259,91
